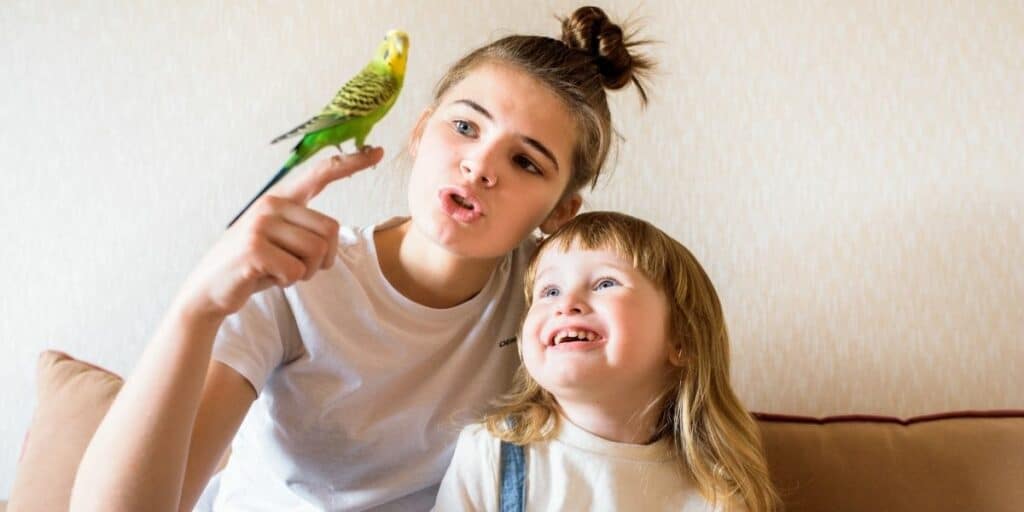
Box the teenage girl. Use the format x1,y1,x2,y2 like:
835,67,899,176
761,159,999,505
71,6,653,512
434,211,780,511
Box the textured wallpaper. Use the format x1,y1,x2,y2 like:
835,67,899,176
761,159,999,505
1,0,1021,496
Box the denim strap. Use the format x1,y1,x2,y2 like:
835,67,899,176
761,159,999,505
499,441,526,512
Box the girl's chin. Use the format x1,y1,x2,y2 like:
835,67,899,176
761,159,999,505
410,216,502,260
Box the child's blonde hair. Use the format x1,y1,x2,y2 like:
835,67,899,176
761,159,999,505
483,211,780,512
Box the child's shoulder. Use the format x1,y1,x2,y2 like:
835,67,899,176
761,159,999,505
448,422,503,475
456,422,499,446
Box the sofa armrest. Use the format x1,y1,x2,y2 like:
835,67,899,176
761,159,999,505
7,351,124,512
757,411,1024,512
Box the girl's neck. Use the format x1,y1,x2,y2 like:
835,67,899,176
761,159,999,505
556,393,666,445
374,219,502,309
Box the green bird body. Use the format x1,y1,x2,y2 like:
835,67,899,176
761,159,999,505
229,30,409,226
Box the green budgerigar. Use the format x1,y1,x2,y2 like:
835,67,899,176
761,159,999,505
228,29,409,226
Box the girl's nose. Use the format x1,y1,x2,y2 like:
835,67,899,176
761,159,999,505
460,157,498,188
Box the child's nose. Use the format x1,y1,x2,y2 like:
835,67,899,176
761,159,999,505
555,294,590,316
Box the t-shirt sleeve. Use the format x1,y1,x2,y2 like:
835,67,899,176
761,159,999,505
431,424,500,512
211,286,301,394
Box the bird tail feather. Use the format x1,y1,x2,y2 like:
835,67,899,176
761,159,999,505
227,164,293,227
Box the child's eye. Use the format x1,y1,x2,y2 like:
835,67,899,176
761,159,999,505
452,119,476,137
538,285,560,298
594,278,619,290
513,154,542,175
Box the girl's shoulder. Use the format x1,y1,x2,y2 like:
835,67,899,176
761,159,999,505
338,216,407,249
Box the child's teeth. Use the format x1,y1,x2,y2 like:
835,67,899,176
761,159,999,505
552,329,602,345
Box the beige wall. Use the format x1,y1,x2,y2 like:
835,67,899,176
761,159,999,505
1,0,1021,496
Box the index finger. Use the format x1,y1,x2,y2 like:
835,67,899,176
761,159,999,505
275,147,385,205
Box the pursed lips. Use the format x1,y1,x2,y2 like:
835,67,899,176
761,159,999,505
437,185,486,223
438,185,484,214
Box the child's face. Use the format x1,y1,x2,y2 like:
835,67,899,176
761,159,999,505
522,245,674,406
406,62,580,260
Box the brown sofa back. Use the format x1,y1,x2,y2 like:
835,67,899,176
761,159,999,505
8,351,1024,511
757,411,1024,512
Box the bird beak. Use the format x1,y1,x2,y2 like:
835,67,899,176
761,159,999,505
389,30,408,55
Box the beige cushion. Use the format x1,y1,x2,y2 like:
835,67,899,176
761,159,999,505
758,412,1024,512
7,351,123,512
9,349,1024,511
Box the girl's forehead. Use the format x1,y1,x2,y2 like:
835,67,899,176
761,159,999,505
439,63,576,141
444,61,557,103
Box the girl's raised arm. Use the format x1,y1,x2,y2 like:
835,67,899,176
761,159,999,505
69,150,383,512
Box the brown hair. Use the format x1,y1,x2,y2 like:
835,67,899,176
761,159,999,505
429,6,654,195
484,211,781,512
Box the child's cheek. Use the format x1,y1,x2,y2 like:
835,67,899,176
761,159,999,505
520,316,544,362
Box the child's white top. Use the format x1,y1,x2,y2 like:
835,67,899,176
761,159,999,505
207,217,532,511
433,418,721,512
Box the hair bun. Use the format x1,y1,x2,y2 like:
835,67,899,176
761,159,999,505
560,6,652,96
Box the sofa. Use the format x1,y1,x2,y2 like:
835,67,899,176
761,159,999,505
5,350,1023,511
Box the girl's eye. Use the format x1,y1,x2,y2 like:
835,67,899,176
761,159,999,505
595,278,619,290
539,286,560,298
452,119,476,137
513,154,542,175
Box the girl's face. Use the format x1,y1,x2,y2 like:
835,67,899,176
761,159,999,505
407,62,581,260
522,246,675,406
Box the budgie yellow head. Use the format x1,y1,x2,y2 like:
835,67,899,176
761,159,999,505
374,29,409,78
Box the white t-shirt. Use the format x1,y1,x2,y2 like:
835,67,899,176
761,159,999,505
207,217,534,511
433,418,721,511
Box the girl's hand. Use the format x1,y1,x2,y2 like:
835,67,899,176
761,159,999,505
177,148,384,321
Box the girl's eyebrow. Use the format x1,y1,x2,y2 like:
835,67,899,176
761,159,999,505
450,99,561,172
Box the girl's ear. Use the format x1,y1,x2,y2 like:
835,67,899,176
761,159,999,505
407,107,433,157
539,193,582,234
668,343,686,367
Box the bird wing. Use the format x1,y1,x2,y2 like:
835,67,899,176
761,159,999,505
270,70,400,145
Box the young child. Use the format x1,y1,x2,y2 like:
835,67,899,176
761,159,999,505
433,211,780,511
71,6,654,512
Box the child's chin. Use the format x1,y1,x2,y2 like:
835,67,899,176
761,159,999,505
538,367,606,394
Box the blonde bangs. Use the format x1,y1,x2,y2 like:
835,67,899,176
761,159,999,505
524,211,681,309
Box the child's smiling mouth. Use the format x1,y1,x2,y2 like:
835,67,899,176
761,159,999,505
547,327,605,348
